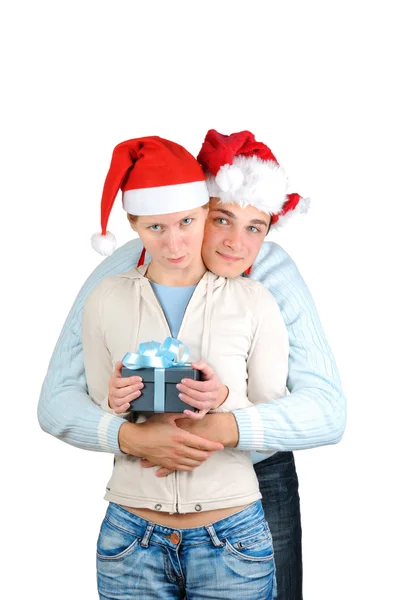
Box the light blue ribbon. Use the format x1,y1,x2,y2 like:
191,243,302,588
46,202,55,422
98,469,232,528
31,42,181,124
121,337,190,412
154,369,165,413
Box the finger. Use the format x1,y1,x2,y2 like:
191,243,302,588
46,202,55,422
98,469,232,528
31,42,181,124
111,403,131,414
156,464,196,473
114,383,143,398
183,408,207,420
172,446,214,464
178,391,211,409
140,459,157,468
155,467,175,477
155,459,202,475
142,455,205,470
182,432,224,452
110,390,141,407
121,390,142,403
112,375,143,389
177,379,213,393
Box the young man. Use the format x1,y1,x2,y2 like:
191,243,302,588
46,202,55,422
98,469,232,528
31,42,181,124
38,130,346,600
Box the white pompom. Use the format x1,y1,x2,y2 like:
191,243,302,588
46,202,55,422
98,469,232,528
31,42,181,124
91,231,117,256
215,164,244,192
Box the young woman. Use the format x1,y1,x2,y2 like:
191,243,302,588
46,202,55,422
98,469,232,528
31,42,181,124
83,136,290,599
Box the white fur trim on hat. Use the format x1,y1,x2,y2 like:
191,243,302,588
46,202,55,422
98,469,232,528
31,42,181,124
123,180,209,216
273,196,311,230
215,164,245,192
206,155,288,215
91,231,117,256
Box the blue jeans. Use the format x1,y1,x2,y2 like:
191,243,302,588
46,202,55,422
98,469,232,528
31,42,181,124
97,500,276,599
254,452,302,600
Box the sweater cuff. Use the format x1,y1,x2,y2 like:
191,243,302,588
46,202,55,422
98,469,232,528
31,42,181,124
233,406,264,451
97,412,125,455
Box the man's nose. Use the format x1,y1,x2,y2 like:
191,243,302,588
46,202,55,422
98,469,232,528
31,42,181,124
223,230,243,252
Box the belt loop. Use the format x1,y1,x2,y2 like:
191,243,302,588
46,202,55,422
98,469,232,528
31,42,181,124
205,524,224,548
140,523,155,548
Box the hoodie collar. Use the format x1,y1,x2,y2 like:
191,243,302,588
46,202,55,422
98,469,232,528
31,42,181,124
117,263,225,289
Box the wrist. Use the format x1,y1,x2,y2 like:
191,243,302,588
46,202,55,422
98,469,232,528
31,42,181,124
216,385,229,409
219,412,239,447
118,421,143,456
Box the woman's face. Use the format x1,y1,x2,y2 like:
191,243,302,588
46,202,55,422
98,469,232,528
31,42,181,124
131,207,208,273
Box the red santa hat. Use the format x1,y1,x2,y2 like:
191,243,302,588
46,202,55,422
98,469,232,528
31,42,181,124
91,136,209,255
197,129,310,227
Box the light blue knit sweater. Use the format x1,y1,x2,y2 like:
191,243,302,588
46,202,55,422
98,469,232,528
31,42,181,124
38,240,346,455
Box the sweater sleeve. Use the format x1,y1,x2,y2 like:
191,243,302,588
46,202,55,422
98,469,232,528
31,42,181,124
37,239,142,454
232,242,347,452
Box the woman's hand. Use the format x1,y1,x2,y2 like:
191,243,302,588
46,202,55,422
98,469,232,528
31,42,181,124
175,360,229,420
108,361,144,413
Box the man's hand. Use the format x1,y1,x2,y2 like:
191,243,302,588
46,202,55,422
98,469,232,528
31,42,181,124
176,360,229,420
118,413,224,474
177,412,239,447
108,361,143,413
140,412,239,477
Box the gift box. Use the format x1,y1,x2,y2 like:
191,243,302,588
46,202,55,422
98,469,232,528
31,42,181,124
120,337,203,416
122,365,203,413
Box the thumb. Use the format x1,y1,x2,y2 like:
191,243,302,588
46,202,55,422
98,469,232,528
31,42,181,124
149,413,181,426
192,360,213,380
163,412,183,425
114,361,124,376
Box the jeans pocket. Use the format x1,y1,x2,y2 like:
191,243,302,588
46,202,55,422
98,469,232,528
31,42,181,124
96,516,140,561
224,523,274,563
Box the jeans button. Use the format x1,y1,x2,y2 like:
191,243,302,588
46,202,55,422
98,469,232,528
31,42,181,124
154,504,162,510
195,504,202,512
169,532,180,544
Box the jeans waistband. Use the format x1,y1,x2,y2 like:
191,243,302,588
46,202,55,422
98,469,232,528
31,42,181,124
105,501,265,548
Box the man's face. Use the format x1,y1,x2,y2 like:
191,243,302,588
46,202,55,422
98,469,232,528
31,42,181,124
202,198,271,277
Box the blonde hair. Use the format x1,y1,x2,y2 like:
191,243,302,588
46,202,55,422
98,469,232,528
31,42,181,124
127,213,138,225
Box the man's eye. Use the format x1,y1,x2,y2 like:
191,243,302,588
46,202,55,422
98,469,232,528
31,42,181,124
248,226,259,233
149,224,161,231
181,218,193,225
215,218,228,225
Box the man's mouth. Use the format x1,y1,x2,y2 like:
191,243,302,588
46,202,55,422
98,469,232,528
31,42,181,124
216,251,242,262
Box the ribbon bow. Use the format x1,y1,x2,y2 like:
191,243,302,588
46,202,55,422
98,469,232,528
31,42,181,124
121,337,190,370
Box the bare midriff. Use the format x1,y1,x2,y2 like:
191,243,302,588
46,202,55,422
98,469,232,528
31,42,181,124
121,504,248,528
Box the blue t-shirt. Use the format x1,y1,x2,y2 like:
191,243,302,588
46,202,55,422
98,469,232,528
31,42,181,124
150,282,196,338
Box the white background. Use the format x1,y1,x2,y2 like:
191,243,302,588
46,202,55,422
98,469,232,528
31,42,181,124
1,1,397,598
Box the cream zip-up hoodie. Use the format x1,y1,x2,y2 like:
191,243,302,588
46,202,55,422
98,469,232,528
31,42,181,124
82,265,288,514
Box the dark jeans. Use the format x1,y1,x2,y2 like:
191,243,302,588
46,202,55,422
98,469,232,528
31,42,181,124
254,452,302,600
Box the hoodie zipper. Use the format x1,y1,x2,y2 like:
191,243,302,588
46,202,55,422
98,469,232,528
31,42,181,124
175,472,180,513
140,271,214,514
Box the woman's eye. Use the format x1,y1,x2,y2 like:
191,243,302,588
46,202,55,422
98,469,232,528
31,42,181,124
215,218,228,225
181,218,193,225
149,224,161,231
